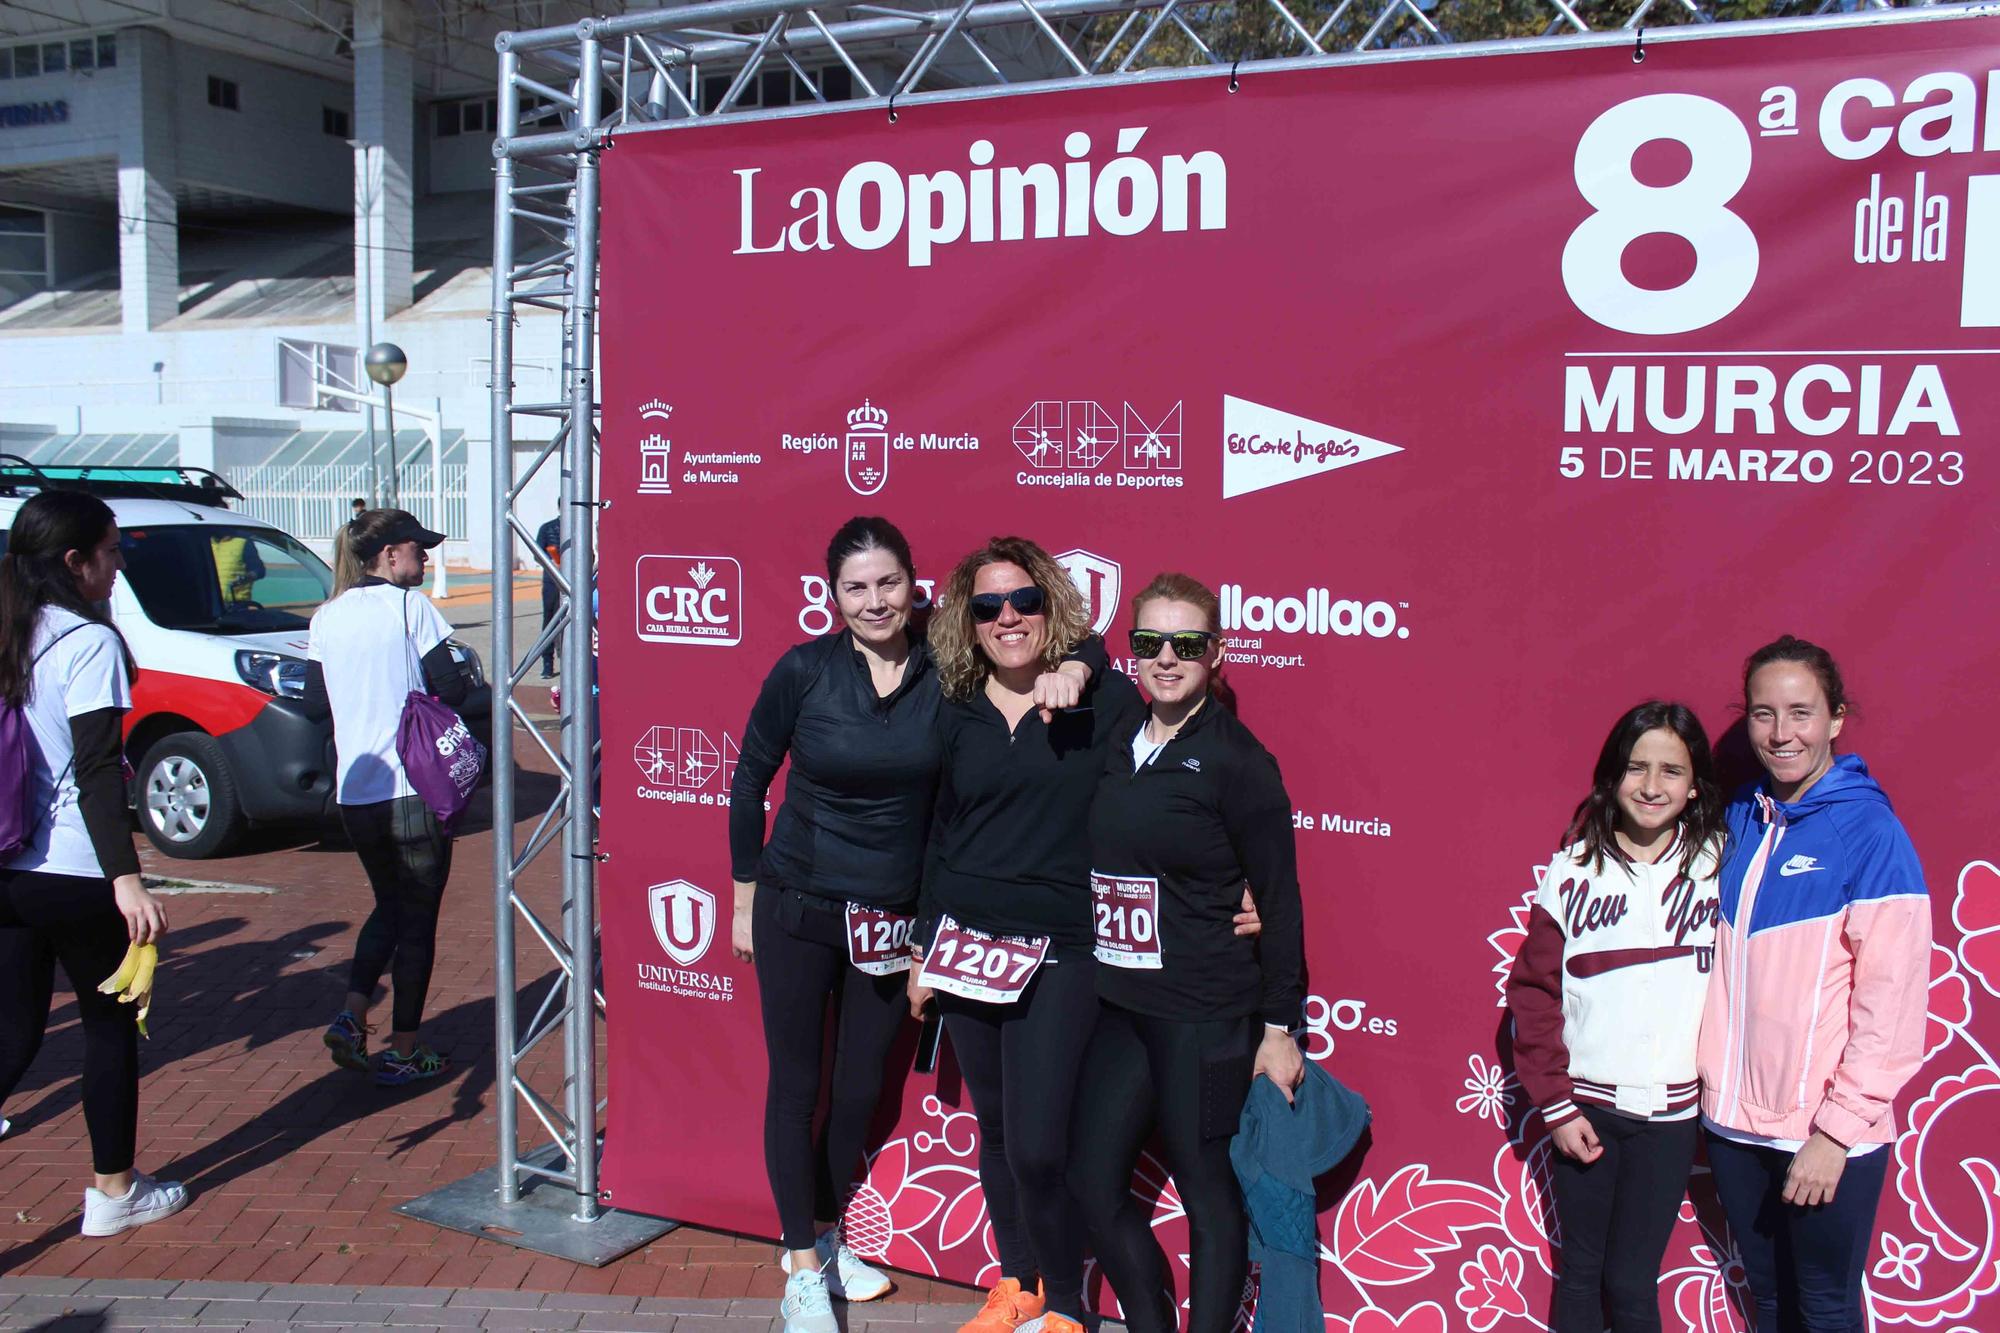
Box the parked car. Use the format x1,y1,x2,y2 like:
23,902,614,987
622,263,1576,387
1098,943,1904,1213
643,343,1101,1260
0,460,488,858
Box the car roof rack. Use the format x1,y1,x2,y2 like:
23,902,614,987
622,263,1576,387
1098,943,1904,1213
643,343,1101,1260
0,456,243,503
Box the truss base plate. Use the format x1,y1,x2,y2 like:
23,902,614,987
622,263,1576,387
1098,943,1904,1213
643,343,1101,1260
397,1150,678,1266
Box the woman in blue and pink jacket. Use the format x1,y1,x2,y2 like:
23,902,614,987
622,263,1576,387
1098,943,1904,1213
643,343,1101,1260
1697,635,1931,1333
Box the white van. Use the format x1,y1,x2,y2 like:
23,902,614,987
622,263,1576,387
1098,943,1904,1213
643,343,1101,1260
0,460,487,858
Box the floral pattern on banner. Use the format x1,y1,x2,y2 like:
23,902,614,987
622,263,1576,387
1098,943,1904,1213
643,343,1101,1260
840,859,1998,1331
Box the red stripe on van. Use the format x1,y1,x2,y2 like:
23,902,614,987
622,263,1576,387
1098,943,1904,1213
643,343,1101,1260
126,671,268,737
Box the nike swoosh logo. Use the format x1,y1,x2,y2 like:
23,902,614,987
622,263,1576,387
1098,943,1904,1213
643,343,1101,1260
1778,863,1824,876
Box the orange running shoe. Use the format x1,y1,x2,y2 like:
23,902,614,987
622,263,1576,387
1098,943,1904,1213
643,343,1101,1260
958,1278,1045,1333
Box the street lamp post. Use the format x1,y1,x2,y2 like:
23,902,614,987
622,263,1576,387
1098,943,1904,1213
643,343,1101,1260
365,342,409,507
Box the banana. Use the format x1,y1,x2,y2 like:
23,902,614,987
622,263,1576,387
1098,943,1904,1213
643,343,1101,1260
135,991,151,1040
98,942,143,996
119,944,158,1006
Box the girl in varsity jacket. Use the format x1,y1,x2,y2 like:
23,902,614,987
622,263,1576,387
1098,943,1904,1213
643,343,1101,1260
1506,701,1725,1333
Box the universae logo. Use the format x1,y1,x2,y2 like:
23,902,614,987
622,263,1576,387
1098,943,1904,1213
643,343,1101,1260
636,554,743,647
648,879,716,966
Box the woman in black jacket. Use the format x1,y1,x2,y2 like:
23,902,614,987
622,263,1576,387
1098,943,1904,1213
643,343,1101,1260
1068,571,1306,1333
731,519,1089,1333
0,490,186,1236
909,536,1145,1333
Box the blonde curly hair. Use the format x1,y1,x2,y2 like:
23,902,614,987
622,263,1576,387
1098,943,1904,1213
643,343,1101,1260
931,536,1089,701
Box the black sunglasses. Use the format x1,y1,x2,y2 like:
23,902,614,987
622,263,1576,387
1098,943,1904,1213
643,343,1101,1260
1129,629,1217,661
968,586,1047,623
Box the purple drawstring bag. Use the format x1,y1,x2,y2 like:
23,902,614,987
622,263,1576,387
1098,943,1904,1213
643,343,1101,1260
0,624,91,857
394,593,487,828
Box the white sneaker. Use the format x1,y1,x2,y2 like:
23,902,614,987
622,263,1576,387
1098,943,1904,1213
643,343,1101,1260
781,1228,894,1302
781,1267,838,1333
81,1170,190,1237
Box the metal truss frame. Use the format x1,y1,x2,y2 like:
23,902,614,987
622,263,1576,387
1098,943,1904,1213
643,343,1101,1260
472,0,1983,1256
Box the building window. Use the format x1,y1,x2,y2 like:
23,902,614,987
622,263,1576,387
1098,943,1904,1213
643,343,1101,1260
208,75,239,110
12,45,39,77
698,65,849,114
40,42,65,73
432,96,501,138
97,33,116,67
323,106,350,137
0,47,12,79
0,206,47,283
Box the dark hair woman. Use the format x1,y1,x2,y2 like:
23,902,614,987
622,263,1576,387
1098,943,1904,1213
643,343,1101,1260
909,537,1140,1333
1066,572,1304,1333
729,515,926,1333
0,489,188,1236
1697,636,1931,1333
305,509,474,1086
1507,700,1725,1332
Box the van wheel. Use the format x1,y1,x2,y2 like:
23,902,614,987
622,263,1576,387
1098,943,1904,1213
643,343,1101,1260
138,733,245,859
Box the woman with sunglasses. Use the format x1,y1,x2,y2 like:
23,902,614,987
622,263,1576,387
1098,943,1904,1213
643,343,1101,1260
910,537,1145,1333
731,520,1092,1333
1068,572,1305,1333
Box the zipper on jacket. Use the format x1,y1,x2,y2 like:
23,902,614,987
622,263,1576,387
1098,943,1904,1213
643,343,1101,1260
1720,800,1783,1125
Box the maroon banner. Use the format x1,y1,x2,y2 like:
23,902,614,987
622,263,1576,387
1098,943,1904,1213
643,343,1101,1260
597,15,2000,1331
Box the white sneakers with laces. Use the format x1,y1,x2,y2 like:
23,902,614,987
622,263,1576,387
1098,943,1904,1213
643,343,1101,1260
780,1227,894,1301
781,1266,838,1333
81,1169,190,1236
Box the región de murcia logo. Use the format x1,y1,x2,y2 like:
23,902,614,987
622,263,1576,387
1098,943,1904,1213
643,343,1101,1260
781,398,979,495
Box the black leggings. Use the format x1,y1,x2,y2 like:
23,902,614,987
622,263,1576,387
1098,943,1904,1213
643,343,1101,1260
1705,1131,1890,1333
753,885,911,1252
1548,1109,1698,1333
939,955,1100,1318
0,869,140,1175
342,795,454,1035
1067,1004,1259,1333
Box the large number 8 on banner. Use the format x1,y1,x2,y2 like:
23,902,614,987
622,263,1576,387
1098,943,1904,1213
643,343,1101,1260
1562,93,1759,335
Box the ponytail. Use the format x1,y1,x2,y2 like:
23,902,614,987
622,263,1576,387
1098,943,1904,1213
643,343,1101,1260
332,521,366,595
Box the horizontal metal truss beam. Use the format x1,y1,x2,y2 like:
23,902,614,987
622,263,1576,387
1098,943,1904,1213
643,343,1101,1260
494,1,1987,159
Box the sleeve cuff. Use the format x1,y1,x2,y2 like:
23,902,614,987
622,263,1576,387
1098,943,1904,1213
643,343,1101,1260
1541,1100,1582,1130
1812,1101,1877,1149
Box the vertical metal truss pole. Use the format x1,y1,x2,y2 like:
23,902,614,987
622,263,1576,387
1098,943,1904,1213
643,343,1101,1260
561,24,604,1225
489,44,524,1209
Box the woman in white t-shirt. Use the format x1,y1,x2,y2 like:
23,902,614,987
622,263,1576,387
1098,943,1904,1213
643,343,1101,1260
304,509,472,1087
0,490,188,1236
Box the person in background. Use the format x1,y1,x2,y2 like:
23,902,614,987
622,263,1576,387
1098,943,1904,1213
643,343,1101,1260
1507,701,1725,1333
0,490,187,1235
210,533,266,608
351,498,368,520
536,513,561,680
306,509,474,1086
1699,636,1931,1333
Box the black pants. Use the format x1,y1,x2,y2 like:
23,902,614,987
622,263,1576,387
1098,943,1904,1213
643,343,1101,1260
1068,1004,1259,1333
939,955,1099,1318
1547,1108,1698,1333
342,795,454,1035
1705,1131,1890,1333
0,869,140,1175
540,582,558,674
753,885,911,1252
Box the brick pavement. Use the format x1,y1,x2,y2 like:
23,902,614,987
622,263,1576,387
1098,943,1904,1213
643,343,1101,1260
0,1277,987,1331
0,705,976,1311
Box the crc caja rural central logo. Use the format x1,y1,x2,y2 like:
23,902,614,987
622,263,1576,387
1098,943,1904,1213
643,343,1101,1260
635,555,742,647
